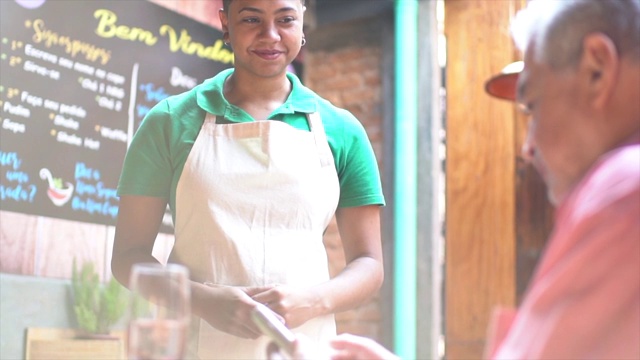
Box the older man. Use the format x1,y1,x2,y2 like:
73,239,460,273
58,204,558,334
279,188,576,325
273,0,640,359
482,0,640,358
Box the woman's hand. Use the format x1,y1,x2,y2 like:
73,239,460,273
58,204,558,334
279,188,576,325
251,285,322,329
193,283,278,339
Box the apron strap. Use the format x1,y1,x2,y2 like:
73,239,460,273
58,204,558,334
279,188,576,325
307,112,334,168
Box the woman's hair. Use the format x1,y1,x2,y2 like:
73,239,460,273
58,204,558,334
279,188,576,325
222,0,306,13
510,0,640,69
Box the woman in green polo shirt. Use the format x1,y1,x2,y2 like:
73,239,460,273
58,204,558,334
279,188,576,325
112,0,385,358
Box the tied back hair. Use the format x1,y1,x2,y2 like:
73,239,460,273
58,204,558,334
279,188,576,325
222,0,307,13
510,0,640,70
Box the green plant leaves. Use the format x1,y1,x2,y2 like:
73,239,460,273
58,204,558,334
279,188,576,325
71,259,126,335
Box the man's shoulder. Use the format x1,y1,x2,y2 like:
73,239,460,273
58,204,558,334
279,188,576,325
587,143,640,195
567,144,640,219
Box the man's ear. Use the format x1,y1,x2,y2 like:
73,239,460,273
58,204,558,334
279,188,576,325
579,33,619,109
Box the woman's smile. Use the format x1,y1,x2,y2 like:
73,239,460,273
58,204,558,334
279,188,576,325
253,48,284,60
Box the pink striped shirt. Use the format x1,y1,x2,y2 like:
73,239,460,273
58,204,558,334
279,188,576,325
488,134,640,359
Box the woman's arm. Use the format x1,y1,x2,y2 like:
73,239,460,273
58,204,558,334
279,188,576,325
111,195,167,287
324,204,384,311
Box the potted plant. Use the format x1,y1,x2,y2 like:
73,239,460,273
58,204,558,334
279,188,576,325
71,259,127,338
25,261,128,359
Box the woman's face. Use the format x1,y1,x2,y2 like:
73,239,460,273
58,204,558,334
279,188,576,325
220,0,304,79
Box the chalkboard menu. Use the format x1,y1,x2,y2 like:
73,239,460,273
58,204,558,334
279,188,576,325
0,0,233,231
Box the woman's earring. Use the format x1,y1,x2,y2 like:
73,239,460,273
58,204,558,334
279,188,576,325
223,32,230,47
301,37,306,46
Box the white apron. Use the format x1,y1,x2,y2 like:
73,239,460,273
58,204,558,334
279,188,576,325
171,112,339,359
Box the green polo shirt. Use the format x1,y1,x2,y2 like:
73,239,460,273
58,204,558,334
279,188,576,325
118,68,385,223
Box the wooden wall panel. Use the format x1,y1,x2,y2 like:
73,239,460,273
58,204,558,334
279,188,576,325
35,217,108,279
0,211,37,275
444,1,520,358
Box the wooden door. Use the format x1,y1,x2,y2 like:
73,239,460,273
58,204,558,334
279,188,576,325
444,0,552,358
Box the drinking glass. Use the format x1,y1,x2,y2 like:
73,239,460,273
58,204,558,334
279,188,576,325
127,263,190,360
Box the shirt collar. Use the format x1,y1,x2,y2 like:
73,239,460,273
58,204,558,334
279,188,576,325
195,69,317,119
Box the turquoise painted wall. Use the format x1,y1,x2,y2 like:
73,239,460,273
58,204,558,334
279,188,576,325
1,274,76,359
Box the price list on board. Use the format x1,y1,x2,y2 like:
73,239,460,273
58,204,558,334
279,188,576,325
0,0,232,229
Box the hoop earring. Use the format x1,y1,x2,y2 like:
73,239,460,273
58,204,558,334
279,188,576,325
223,32,230,47
301,37,306,46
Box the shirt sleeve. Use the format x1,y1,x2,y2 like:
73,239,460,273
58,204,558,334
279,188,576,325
332,108,385,208
117,100,174,199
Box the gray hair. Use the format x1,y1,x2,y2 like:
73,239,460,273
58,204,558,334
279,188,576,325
511,0,640,69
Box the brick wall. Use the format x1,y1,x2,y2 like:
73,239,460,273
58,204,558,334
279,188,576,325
306,29,386,341
305,47,384,165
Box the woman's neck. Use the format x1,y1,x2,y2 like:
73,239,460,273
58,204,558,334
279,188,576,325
224,71,292,119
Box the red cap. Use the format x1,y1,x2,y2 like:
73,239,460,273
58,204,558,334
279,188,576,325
484,61,523,102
